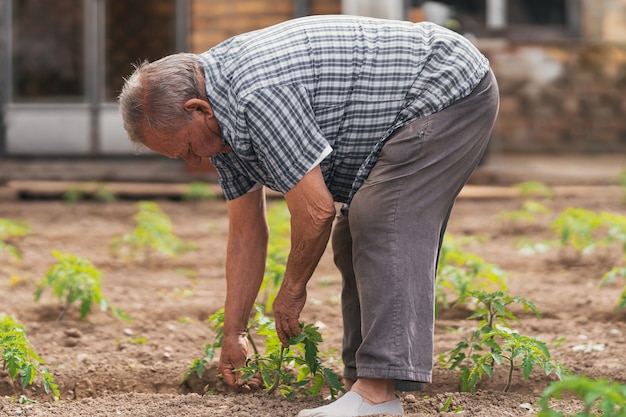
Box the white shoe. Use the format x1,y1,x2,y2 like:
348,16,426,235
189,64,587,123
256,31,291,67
298,391,404,416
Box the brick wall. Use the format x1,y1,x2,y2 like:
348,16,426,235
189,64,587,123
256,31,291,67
190,0,341,51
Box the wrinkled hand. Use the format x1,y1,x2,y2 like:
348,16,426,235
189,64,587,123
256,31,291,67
218,333,262,392
272,286,307,347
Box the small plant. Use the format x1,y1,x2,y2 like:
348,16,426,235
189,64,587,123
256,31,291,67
92,183,117,202
35,250,130,322
0,313,59,399
0,218,30,260
513,181,554,200
185,305,344,399
63,185,86,203
182,182,217,201
259,200,291,312
538,376,626,417
497,200,551,225
441,290,566,393
63,183,116,203
436,236,508,314
111,201,196,263
551,207,608,258
600,267,626,310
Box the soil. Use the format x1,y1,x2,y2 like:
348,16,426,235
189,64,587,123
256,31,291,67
1,183,625,417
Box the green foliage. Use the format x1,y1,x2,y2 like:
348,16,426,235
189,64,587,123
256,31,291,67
92,184,117,202
513,181,554,200
182,182,217,201
0,313,59,399
497,200,551,224
35,250,130,322
110,201,196,263
185,305,344,399
441,290,566,393
538,376,626,417
63,183,116,203
0,218,30,260
600,266,626,310
436,236,508,314
551,208,608,255
259,201,291,312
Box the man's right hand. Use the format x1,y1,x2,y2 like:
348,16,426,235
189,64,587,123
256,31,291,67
218,333,263,392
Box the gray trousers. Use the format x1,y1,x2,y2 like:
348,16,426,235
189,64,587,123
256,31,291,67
331,70,499,390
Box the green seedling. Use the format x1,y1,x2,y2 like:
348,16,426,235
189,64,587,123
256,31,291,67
441,290,566,393
600,267,626,310
259,200,291,312
185,305,344,399
35,250,130,322
538,376,626,417
440,396,464,413
182,181,217,201
497,200,551,225
551,207,608,258
63,183,116,203
111,201,196,263
0,218,30,261
0,313,59,399
513,181,554,200
92,183,117,202
436,236,508,315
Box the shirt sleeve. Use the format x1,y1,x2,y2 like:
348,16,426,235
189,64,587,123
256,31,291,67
236,84,331,194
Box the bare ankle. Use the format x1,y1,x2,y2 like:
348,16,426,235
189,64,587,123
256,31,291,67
350,378,396,405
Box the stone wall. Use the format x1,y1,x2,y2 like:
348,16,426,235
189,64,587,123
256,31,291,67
486,42,626,153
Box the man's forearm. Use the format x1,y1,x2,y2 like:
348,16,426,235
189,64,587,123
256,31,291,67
223,237,267,335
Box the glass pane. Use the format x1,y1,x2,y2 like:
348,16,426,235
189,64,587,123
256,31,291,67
12,0,84,102
105,0,177,101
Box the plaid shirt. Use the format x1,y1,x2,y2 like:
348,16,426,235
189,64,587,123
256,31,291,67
198,15,489,203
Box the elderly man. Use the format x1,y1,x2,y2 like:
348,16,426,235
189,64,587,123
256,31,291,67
119,14,498,417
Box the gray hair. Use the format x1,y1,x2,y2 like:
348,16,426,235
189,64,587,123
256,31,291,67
118,52,202,146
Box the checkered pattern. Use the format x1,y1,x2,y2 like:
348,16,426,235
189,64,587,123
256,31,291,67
198,15,489,202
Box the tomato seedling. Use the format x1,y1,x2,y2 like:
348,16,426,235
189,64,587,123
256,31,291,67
0,313,59,399
185,305,344,399
538,376,626,417
182,181,217,201
111,201,196,264
441,290,566,393
259,200,290,312
35,250,130,322
0,218,30,261
436,235,508,315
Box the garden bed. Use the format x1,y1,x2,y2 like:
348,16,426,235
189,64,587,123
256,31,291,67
1,184,625,416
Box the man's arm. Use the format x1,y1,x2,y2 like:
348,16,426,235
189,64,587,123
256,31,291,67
273,165,336,346
219,186,268,391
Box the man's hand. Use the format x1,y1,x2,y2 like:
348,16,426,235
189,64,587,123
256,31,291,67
218,333,263,392
272,285,307,347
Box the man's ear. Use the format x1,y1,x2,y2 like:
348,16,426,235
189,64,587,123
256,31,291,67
183,98,215,118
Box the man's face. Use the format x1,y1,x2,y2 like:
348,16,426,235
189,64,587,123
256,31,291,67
142,100,230,166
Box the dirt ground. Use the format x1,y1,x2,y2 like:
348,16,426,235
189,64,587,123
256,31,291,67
1,179,625,416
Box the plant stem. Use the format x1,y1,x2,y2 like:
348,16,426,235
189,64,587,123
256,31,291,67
246,329,259,356
266,346,286,395
504,359,514,392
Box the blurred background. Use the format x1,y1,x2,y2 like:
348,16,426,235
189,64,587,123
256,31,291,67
0,0,624,184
